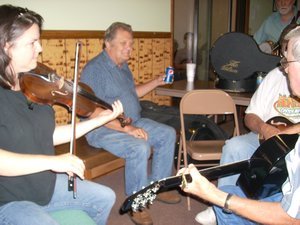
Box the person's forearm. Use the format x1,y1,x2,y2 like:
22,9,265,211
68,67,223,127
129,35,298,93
244,113,265,134
53,116,108,146
102,118,134,133
0,149,55,176
225,195,298,225
136,78,160,97
200,186,297,225
53,107,123,145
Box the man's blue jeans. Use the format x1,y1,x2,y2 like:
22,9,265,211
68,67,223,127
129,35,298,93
86,118,176,195
213,185,282,225
218,132,259,187
0,174,115,225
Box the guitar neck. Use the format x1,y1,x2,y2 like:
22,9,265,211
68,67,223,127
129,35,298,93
120,158,267,213
120,134,298,213
159,159,255,190
200,159,254,180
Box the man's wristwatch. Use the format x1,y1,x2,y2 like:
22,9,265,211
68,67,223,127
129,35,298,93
223,193,233,214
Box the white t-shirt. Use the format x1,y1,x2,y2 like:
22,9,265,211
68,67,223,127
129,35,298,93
246,67,300,218
245,67,300,124
281,137,300,218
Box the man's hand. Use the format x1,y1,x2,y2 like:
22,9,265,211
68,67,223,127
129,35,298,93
125,125,148,140
156,74,169,86
177,164,220,201
260,123,281,140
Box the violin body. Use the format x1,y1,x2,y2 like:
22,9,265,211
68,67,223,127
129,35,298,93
20,72,96,117
19,63,131,127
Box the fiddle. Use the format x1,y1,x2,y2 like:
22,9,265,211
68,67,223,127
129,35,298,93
19,63,132,127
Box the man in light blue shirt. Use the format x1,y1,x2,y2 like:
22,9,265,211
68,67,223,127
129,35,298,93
254,0,299,53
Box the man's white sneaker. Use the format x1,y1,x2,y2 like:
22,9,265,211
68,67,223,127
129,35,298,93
195,207,217,225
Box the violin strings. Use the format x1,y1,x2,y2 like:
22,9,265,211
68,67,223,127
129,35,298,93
64,79,113,110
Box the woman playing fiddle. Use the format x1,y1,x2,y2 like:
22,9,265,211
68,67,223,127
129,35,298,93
0,4,123,225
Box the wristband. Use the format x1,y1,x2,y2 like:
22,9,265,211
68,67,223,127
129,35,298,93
223,193,233,214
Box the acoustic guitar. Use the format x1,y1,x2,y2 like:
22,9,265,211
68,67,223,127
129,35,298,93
120,133,298,213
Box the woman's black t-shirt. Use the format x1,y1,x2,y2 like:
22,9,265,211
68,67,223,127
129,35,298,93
0,87,56,206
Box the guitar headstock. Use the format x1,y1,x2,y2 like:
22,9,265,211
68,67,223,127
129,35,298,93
120,173,189,213
120,181,161,213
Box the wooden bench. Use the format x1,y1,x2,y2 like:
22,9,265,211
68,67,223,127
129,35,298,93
55,137,125,180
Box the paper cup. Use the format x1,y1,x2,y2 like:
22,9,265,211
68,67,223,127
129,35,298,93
186,81,194,91
186,63,196,82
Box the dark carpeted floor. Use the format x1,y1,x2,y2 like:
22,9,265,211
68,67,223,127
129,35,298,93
94,167,209,225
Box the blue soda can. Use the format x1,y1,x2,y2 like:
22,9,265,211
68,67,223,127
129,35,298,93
164,66,174,84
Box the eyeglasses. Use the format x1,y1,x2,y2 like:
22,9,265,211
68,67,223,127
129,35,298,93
280,57,299,69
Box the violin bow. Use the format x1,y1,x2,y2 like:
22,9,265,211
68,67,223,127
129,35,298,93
68,41,82,199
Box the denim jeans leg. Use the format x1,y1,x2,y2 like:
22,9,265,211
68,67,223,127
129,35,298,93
43,173,115,225
86,129,150,196
213,185,283,225
218,132,259,187
135,118,176,182
0,201,59,225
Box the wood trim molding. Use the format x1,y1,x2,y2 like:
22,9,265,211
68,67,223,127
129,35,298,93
41,30,171,39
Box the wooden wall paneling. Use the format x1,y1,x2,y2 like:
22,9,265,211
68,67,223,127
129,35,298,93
164,39,172,68
156,38,172,106
40,39,66,76
128,41,139,83
138,38,153,101
152,38,166,104
64,39,87,80
86,39,102,61
40,39,70,125
52,105,70,125
163,39,172,105
152,39,165,76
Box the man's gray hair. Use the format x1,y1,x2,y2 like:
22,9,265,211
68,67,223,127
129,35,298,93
103,22,132,49
284,26,300,60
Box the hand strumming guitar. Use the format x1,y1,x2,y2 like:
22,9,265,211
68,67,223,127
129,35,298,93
245,113,281,141
259,122,281,140
246,113,300,143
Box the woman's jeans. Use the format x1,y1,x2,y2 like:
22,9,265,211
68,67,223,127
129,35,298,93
0,174,115,225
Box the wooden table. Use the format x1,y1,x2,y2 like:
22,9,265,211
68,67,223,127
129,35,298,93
156,80,253,106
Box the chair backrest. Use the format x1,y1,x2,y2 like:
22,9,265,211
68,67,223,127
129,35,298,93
180,89,240,139
178,89,240,210
180,89,237,115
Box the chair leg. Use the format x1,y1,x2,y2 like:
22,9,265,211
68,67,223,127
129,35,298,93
187,195,191,211
177,134,191,210
177,136,183,171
